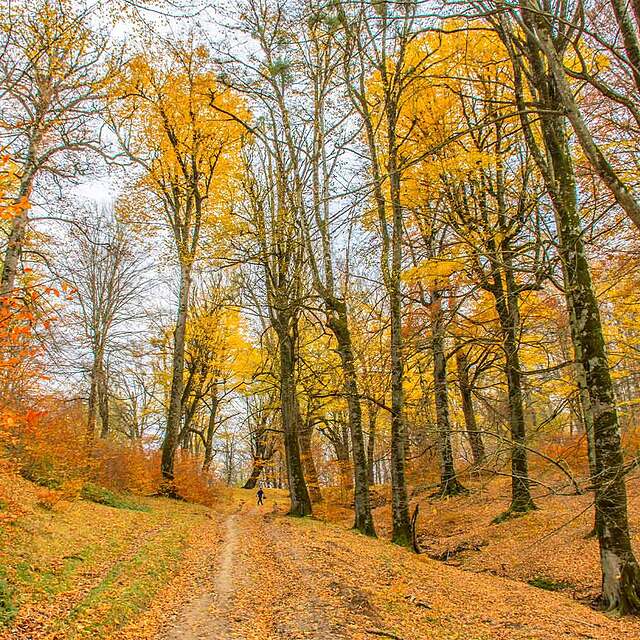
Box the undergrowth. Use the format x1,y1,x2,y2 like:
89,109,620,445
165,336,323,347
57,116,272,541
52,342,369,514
81,483,150,512
0,573,17,626
527,576,573,592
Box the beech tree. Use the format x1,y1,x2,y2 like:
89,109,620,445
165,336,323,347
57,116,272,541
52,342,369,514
333,0,425,546
0,0,107,296
477,4,640,613
108,39,246,488
59,210,146,439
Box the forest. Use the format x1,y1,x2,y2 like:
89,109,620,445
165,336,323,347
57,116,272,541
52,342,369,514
2,0,640,638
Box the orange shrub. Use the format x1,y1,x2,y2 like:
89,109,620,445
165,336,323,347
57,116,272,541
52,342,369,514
35,487,64,511
91,439,160,495
2,395,221,508
173,452,220,507
8,399,93,488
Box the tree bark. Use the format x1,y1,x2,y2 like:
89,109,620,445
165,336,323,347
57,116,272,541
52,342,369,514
431,290,466,496
366,403,377,485
243,462,264,490
161,265,191,488
86,357,99,438
387,104,412,547
276,321,312,517
527,7,640,232
494,286,536,515
98,364,109,439
1,209,29,297
202,386,219,472
298,421,323,503
327,305,376,534
334,437,354,495
1,168,36,297
545,121,640,613
504,13,640,610
609,0,640,92
455,349,485,465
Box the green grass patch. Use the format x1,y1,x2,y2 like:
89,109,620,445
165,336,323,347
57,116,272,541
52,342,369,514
81,483,150,512
0,572,18,626
20,462,63,489
13,548,94,599
527,576,573,591
59,518,195,638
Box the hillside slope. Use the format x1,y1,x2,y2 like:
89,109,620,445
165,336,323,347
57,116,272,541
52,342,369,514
3,483,640,639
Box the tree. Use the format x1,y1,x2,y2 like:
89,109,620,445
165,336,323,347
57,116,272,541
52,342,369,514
334,0,424,546
240,145,313,517
491,0,640,233
399,28,550,515
0,0,107,296
59,209,146,439
291,2,376,534
108,39,246,488
483,7,640,611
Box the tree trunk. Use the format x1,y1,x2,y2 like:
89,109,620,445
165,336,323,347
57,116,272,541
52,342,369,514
545,118,640,614
494,286,536,516
431,290,466,496
529,11,640,232
202,386,219,472
86,358,99,438
334,438,353,497
98,365,109,439
366,403,377,485
298,422,323,503
243,462,264,490
387,113,412,547
327,304,376,534
0,177,31,296
508,20,640,610
161,265,191,489
455,349,485,465
277,322,312,517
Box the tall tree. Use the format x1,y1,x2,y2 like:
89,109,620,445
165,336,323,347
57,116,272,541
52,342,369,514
334,0,423,546
0,0,107,296
287,3,376,533
60,210,146,440
109,40,246,488
240,146,313,517
486,7,640,612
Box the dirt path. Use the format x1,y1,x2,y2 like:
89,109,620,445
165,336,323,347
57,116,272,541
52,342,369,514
158,495,640,640
162,515,237,640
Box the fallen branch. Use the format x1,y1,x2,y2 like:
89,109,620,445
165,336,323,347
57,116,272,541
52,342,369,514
411,503,422,554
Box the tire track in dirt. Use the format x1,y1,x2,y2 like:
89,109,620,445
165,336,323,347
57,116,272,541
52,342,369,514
3,520,171,640
161,501,377,640
158,493,640,640
162,515,237,640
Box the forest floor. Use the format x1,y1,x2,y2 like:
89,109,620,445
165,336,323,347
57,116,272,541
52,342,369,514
4,476,640,639
320,469,640,609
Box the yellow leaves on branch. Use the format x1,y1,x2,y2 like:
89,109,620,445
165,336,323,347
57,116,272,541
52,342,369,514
111,42,249,242
403,257,465,289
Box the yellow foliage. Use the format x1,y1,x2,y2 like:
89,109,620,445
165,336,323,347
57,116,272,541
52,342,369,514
110,41,249,260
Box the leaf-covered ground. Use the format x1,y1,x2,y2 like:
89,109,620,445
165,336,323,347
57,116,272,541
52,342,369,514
0,475,219,639
4,480,640,639
330,473,640,607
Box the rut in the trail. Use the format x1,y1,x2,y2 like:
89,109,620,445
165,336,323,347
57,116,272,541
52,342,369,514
161,502,367,640
158,495,640,640
163,515,237,640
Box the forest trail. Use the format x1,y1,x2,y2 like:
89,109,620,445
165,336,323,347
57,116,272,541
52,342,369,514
154,492,640,640
162,514,238,640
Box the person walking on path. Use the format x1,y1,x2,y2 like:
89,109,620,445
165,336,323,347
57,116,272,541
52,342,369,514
257,488,265,506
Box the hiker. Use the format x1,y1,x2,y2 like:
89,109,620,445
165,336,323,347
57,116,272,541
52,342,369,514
257,487,265,506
